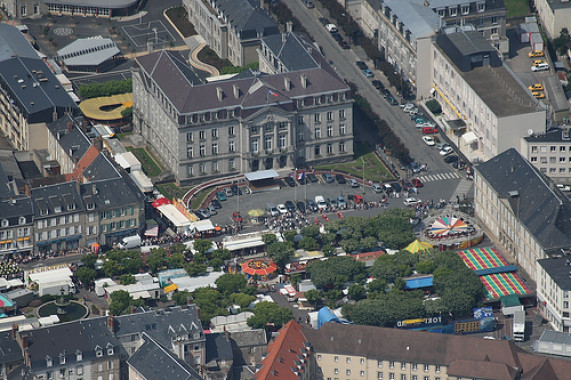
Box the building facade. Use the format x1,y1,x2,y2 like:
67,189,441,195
534,0,571,40
537,257,571,331
433,27,545,162
1,0,138,18
474,148,571,282
520,127,571,184
0,197,34,259
183,0,279,67
132,50,353,186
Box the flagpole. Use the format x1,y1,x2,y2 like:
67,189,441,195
304,171,307,202
294,168,298,202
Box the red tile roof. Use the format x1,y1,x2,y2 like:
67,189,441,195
255,321,309,380
70,145,100,182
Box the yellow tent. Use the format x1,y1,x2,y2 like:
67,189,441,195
404,240,433,253
163,283,178,293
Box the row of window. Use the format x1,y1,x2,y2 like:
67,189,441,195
46,4,111,16
0,216,27,227
186,135,288,158
100,207,135,220
534,166,571,175
0,240,32,251
531,145,570,153
324,356,441,372
36,226,81,241
530,156,571,163
100,218,137,232
0,228,29,239
36,214,80,228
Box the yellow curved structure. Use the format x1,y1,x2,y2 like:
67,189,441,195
79,93,133,121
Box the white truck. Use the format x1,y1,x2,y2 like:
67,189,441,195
118,235,141,250
513,309,525,341
315,195,327,210
39,280,75,297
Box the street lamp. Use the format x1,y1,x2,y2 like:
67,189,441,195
361,157,365,194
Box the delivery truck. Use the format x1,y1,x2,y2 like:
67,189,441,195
513,309,525,341
118,235,141,250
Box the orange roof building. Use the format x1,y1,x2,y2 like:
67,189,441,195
255,321,314,380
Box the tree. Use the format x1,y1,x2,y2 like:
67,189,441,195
321,232,337,246
121,107,132,121
215,273,247,294
262,234,277,245
416,259,436,274
283,230,297,243
166,252,185,269
321,244,336,257
230,293,256,308
290,273,302,288
369,255,400,283
75,267,96,286
247,301,293,329
348,283,366,301
360,236,378,251
266,242,295,270
103,260,122,278
81,253,98,269
300,225,320,238
108,290,133,315
192,287,230,326
193,239,213,256
212,249,231,261
553,28,571,56
340,238,361,254
304,289,322,308
299,236,320,251
306,256,365,289
185,262,207,277
146,248,166,273
172,291,191,306
120,274,135,285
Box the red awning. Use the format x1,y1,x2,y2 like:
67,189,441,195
152,197,171,209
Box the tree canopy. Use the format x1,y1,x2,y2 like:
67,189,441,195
78,79,132,99
247,301,293,329
266,242,295,270
215,273,247,295
306,255,365,289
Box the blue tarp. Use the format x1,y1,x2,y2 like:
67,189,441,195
317,307,339,329
474,265,517,276
404,275,433,290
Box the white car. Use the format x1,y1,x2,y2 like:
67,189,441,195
277,204,288,215
325,24,338,33
349,178,359,187
557,184,571,192
404,197,422,206
372,184,383,193
422,136,435,146
439,146,454,156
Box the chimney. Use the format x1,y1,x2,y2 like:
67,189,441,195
284,77,291,91
24,184,31,197
225,330,230,341
216,87,224,102
25,349,31,367
67,121,73,134
286,21,293,33
11,323,18,339
22,334,29,349
282,33,287,43
196,306,201,321
300,74,307,88
233,84,240,99
92,184,97,195
107,315,115,333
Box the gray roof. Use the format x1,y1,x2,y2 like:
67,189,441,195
135,50,349,115
83,153,121,181
524,128,571,143
127,332,202,380
262,32,320,72
57,37,120,67
0,24,78,123
0,331,23,365
19,317,119,372
216,0,278,36
537,257,571,290
229,329,267,348
31,181,85,218
0,197,33,221
206,333,233,364
536,330,571,345
0,162,13,200
44,0,138,9
47,115,92,164
445,30,495,56
476,148,571,252
384,0,441,40
80,171,145,210
114,306,204,348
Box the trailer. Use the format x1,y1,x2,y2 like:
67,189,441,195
513,309,525,341
39,280,75,297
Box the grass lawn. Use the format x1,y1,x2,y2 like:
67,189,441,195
316,144,395,183
190,187,212,209
125,147,162,177
165,7,197,38
504,0,530,18
156,183,191,201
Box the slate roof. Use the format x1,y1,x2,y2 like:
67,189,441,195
229,329,267,348
127,332,202,380
215,0,278,36
0,330,23,365
537,257,571,290
524,128,571,143
306,323,571,380
135,50,349,115
383,0,441,39
255,321,309,380
80,170,144,210
206,332,233,365
0,24,78,122
47,114,92,163
0,162,13,200
476,148,571,253
114,306,204,349
30,181,85,218
0,197,33,221
445,30,495,56
19,317,119,372
261,32,320,72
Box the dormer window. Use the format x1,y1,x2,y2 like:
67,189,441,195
477,3,485,12
87,202,95,210
95,346,103,357
59,353,65,365
461,5,469,14
54,205,62,213
46,356,53,367
67,203,76,211
449,7,457,16
106,343,114,356
1,219,8,227
76,350,82,362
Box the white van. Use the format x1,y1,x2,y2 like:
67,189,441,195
315,195,327,210
118,235,141,250
531,62,549,72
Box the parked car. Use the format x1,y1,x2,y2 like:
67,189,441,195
307,173,318,183
224,187,234,197
335,174,347,184
391,183,402,192
383,183,393,193
302,0,314,8
531,62,549,72
528,50,544,58
232,212,242,223
372,183,383,193
452,160,467,169
325,24,338,33
372,80,384,89
338,39,350,49
306,199,318,212
328,197,339,208
331,32,342,42
216,191,227,201
319,17,330,26
210,199,222,209
277,204,288,215
206,204,218,215
410,162,420,173
285,200,296,213
439,146,454,156
422,136,435,146
532,91,545,99
444,155,459,164
362,69,374,78
557,184,571,192
528,83,544,91
422,127,438,134
353,194,364,204
349,178,359,187
322,173,335,183
284,177,297,187
356,61,368,70
404,197,422,206
337,196,347,208
402,180,413,191
297,201,307,213
385,94,398,105
297,176,308,185
411,178,424,188
436,142,449,150
231,184,242,195
195,209,210,219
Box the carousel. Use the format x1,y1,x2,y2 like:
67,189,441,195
240,258,278,281
421,210,484,251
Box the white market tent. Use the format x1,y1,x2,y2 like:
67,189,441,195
191,219,215,232
244,169,279,182
171,271,225,293
157,204,193,234
114,152,142,172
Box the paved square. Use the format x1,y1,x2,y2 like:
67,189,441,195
121,21,175,49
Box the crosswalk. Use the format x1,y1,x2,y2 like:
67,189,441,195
417,171,461,183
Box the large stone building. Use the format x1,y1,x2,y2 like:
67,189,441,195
1,0,138,18
0,24,78,151
520,127,571,184
534,0,571,40
183,0,279,67
537,256,571,331
433,27,546,162
474,148,571,282
305,322,571,379
132,50,353,186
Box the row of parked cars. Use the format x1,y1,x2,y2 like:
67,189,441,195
319,18,350,49
357,61,399,106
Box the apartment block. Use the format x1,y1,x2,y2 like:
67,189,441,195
537,257,571,331
520,127,571,183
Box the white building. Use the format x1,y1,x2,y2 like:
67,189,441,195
520,127,571,184
537,257,571,331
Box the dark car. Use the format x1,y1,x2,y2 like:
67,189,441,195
285,200,296,213
402,181,413,191
216,191,227,201
307,173,318,183
319,17,330,26
386,94,399,106
391,183,403,192
303,0,314,8
297,201,307,214
322,173,335,183
444,155,459,164
372,80,384,90
306,199,318,212
331,32,342,42
284,177,297,187
381,88,391,97
339,40,350,49
335,174,347,184
356,61,368,70
231,184,242,195
452,160,466,169
210,199,222,209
